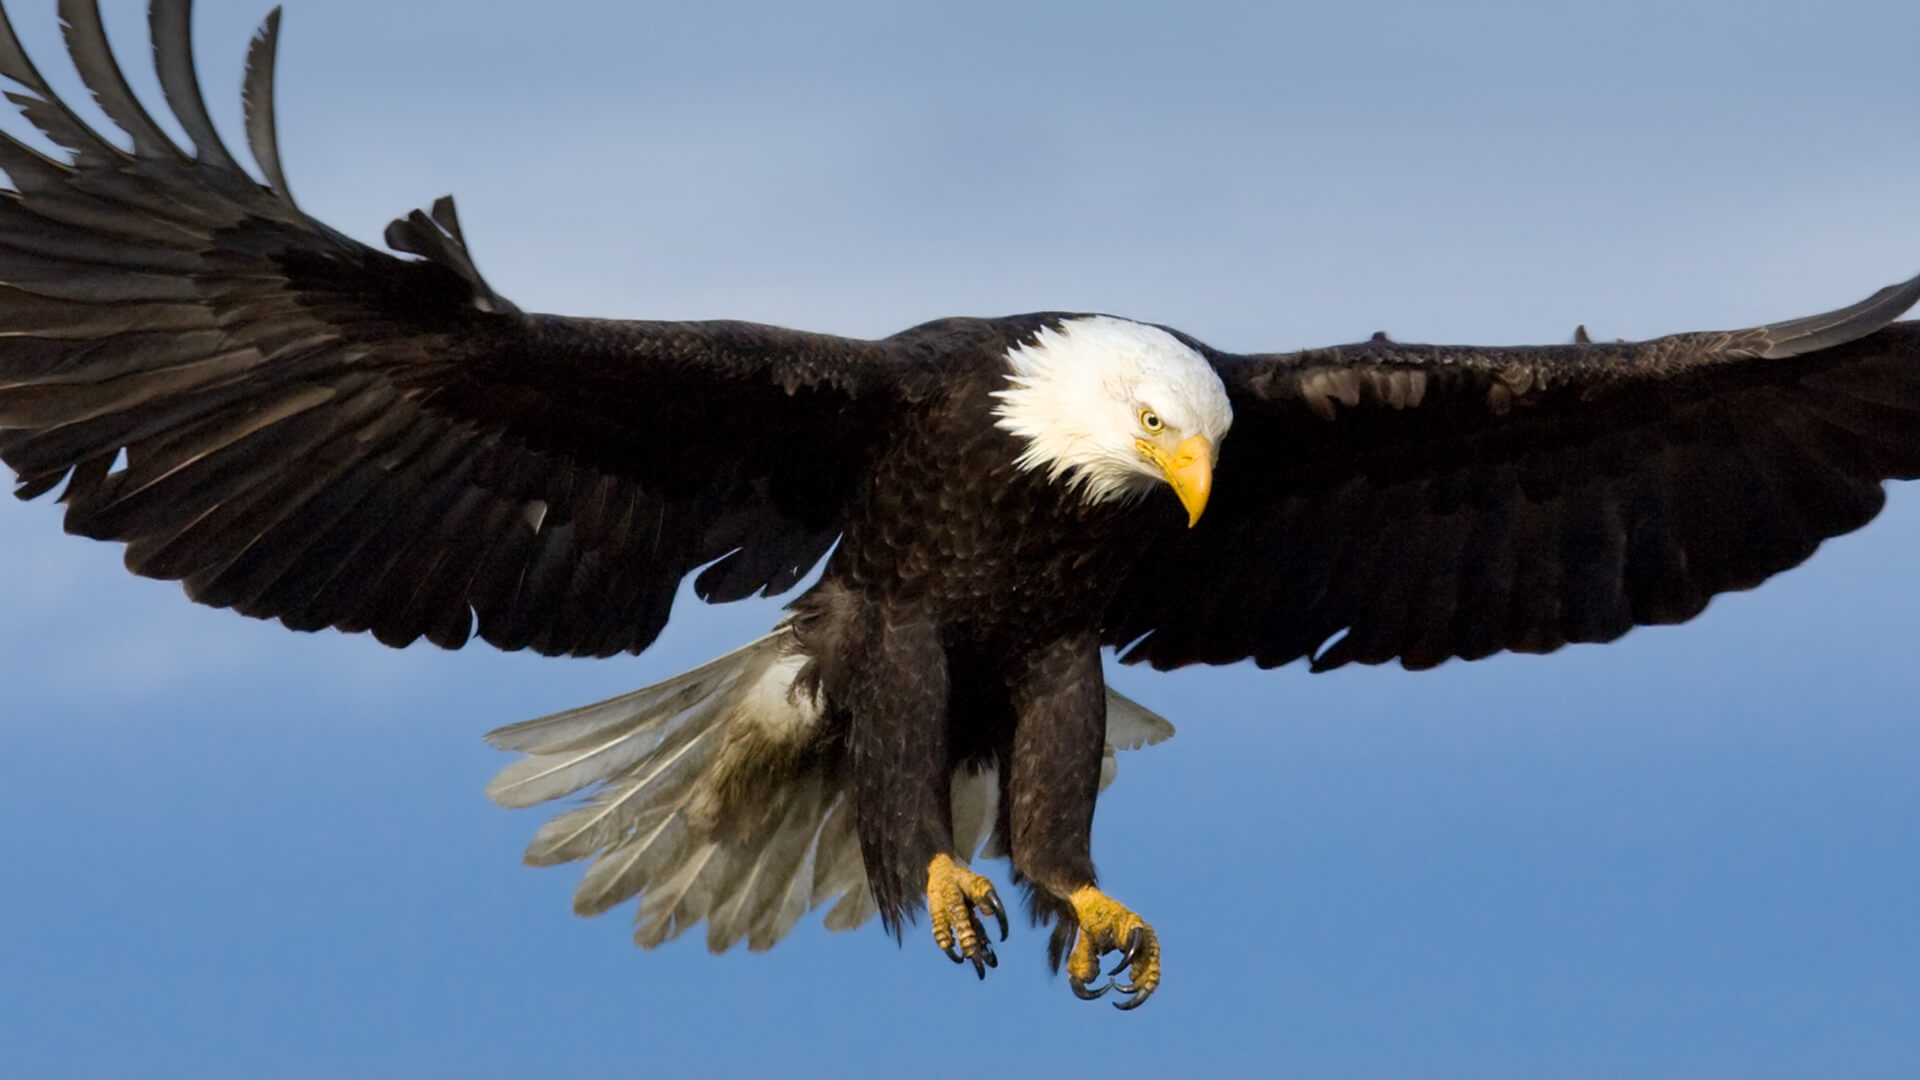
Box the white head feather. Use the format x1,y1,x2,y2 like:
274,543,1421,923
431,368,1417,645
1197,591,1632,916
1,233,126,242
991,316,1233,504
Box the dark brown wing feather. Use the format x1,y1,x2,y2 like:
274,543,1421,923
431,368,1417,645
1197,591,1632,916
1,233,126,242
1106,276,1920,671
0,0,909,658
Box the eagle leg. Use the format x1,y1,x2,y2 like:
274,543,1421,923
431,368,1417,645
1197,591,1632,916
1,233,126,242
1062,887,1161,1010
997,631,1161,1007
925,853,1008,979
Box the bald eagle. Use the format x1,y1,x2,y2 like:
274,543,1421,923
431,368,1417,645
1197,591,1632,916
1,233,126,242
4,1,1920,1011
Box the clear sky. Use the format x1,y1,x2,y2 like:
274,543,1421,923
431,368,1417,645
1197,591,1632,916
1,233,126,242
3,0,1919,1076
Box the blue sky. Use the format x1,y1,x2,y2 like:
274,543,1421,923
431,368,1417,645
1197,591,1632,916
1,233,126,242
3,0,1920,1076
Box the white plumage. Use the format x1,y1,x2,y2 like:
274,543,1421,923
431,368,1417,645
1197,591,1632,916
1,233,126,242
486,623,1174,952
992,315,1233,503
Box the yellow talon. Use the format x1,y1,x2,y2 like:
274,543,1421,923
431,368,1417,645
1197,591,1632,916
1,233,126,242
925,853,1008,978
1065,886,1161,1010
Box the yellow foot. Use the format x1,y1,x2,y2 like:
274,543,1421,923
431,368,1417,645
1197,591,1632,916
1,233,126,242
926,853,1009,979
1064,886,1161,1010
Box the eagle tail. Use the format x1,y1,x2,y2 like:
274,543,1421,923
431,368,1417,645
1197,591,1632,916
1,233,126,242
485,624,1174,953
485,623,870,951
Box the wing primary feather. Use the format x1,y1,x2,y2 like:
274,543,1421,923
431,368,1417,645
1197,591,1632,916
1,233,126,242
149,0,239,171
133,413,433,583
0,199,203,265
0,119,74,189
1757,271,1920,359
0,4,122,164
82,384,364,546
56,0,183,160
239,7,294,206
11,462,65,499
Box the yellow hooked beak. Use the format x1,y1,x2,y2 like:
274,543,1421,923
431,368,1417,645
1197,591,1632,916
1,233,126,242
1139,434,1214,527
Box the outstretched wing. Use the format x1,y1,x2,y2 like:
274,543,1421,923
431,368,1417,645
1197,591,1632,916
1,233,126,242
1105,275,1920,671
0,1,911,658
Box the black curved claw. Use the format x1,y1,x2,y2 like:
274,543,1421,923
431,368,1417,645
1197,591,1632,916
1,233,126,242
970,955,987,980
1113,985,1153,1011
1070,976,1112,1001
984,890,1010,942
981,943,998,969
942,940,965,964
1108,926,1147,977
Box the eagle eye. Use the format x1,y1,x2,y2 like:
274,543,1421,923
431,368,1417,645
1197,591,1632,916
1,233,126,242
1139,409,1164,434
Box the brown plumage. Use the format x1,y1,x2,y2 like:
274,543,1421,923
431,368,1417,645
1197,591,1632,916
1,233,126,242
3,0,1919,1009
1113,302,1920,672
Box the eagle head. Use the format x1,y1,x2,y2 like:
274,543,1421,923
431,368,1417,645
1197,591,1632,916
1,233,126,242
992,315,1233,526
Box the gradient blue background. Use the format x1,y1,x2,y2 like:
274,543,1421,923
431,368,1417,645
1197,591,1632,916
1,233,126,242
3,1,1919,1076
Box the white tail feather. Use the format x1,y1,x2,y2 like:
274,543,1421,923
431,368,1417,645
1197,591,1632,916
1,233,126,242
1104,691,1175,752
486,624,1174,953
486,631,789,808
950,765,1001,864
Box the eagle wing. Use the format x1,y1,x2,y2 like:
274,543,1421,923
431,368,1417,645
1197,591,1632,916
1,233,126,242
1104,275,1920,671
0,2,911,658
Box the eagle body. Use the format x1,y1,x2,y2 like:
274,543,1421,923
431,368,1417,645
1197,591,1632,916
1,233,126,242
789,317,1163,928
5,0,1920,1009
834,318,1157,641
